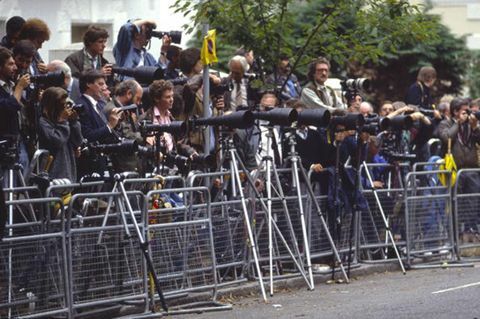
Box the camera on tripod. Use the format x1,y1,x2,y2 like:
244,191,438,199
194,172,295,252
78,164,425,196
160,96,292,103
330,113,365,131
361,115,391,135
191,110,254,129
139,120,187,137
144,25,182,44
31,71,65,89
253,108,298,126
112,66,164,85
297,108,331,127
82,139,139,156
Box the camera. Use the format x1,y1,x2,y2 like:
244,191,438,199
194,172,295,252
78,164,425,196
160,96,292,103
191,110,254,129
139,120,187,137
361,115,390,135
31,71,65,89
465,109,480,120
340,78,371,93
387,115,413,131
253,108,298,126
330,113,365,131
145,25,182,44
210,81,233,97
297,108,331,127
0,138,18,168
117,104,138,112
112,66,164,85
83,139,139,156
65,100,85,114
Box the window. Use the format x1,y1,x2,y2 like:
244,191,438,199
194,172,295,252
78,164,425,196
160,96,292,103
71,23,113,46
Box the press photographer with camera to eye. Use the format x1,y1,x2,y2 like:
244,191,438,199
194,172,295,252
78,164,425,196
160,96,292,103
103,79,144,172
77,70,122,177
113,19,159,69
301,57,345,111
37,87,83,181
18,18,50,75
438,97,480,234
65,25,112,79
0,47,31,169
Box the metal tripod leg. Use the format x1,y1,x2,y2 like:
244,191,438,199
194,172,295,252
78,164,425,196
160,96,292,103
97,175,169,312
229,149,268,302
363,161,406,274
297,162,350,283
237,151,313,291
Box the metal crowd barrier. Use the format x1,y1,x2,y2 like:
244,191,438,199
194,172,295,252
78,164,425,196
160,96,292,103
0,197,68,319
2,161,480,317
454,168,480,261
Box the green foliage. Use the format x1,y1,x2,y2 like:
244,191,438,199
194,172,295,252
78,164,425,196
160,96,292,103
466,50,480,98
172,0,471,105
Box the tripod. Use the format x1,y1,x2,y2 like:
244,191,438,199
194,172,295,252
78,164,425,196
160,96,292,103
254,126,314,295
362,160,406,273
284,132,349,284
94,172,168,312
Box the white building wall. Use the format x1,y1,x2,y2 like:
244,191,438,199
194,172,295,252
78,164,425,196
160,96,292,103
0,0,193,63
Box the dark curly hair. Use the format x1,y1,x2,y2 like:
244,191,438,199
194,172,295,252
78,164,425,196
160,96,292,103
307,56,330,82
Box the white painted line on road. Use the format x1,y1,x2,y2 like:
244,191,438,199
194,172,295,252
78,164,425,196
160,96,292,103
432,282,480,294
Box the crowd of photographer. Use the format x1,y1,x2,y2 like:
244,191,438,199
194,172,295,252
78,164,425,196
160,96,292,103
1,16,480,235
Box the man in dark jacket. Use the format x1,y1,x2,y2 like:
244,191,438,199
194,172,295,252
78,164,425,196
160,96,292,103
65,25,112,79
77,70,121,177
0,16,25,50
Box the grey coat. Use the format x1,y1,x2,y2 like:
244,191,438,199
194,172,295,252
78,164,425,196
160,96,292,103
438,117,480,169
38,117,83,181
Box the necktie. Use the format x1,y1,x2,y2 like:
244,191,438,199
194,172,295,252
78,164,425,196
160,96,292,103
235,82,242,108
319,86,331,106
2,83,11,94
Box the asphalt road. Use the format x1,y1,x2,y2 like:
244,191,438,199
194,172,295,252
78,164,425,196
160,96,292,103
179,264,480,319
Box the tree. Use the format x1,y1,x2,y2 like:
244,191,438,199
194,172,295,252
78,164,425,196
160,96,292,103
172,0,468,106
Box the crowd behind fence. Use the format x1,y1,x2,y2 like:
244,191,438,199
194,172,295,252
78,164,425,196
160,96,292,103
0,164,479,318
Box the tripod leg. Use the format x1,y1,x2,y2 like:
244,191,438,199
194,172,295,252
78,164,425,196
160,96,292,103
116,179,169,312
298,164,350,283
363,162,406,274
230,151,267,302
97,181,119,244
289,158,314,289
236,154,312,289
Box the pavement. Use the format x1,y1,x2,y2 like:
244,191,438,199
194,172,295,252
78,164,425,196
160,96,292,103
176,262,480,319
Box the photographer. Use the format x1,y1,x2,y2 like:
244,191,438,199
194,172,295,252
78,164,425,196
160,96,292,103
18,18,50,75
77,70,121,177
0,47,30,169
0,16,25,50
139,79,197,172
37,87,83,181
405,66,437,110
65,25,112,78
266,54,301,101
104,79,144,172
301,57,344,111
438,97,480,234
113,19,159,69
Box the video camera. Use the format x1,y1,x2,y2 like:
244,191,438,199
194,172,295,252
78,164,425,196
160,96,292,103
139,120,187,137
145,25,182,44
253,108,298,126
30,71,65,89
191,110,254,129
